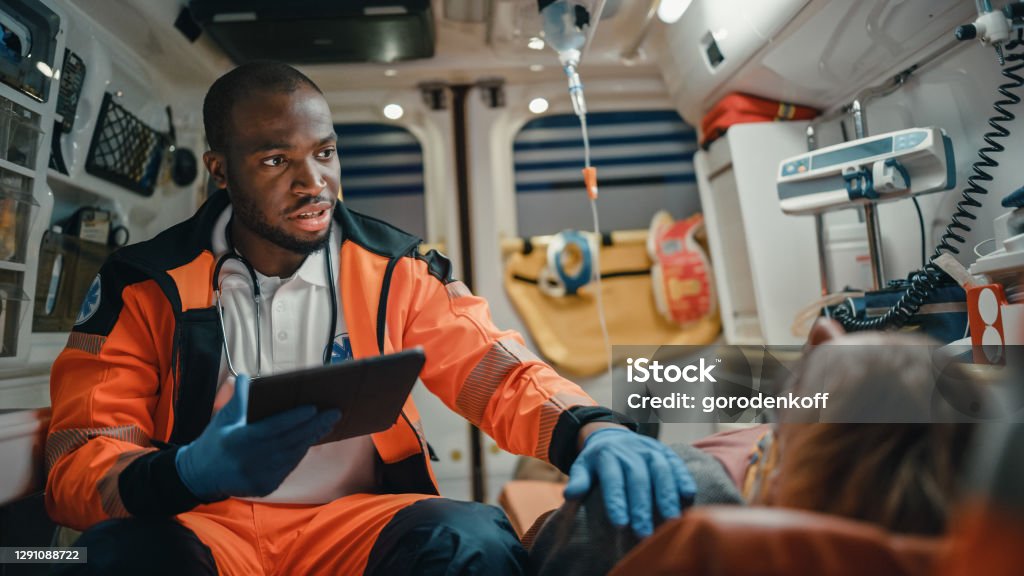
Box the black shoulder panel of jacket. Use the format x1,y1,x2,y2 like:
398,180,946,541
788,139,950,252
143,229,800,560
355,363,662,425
335,202,421,258
414,249,456,284
71,259,155,337
119,446,208,517
548,406,639,474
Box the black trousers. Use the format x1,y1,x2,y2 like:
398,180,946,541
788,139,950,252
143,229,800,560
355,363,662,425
52,498,526,576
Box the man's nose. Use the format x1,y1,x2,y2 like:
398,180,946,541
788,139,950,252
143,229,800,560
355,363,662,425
293,157,327,195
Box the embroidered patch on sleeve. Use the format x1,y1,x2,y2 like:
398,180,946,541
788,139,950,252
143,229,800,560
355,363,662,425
75,275,103,326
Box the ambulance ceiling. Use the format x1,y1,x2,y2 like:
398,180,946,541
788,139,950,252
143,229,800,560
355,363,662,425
648,0,978,125
72,0,663,93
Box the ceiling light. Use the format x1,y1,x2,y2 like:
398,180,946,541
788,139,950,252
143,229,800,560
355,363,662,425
529,64,545,72
657,0,694,24
529,97,549,114
383,104,405,120
384,69,398,77
528,37,546,51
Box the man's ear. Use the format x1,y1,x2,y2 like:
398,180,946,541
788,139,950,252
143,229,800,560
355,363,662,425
203,151,229,190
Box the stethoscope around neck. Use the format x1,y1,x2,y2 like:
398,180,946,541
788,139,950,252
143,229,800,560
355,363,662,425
212,223,339,379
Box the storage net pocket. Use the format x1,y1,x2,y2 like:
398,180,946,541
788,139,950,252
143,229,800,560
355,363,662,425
86,92,167,196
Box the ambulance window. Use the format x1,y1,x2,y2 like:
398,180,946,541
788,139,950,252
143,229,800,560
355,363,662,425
335,123,427,238
513,110,699,237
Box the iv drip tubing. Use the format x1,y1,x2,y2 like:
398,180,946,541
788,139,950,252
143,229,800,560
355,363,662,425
565,61,612,379
590,197,613,382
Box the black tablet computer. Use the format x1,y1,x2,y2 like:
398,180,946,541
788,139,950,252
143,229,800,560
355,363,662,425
247,348,426,445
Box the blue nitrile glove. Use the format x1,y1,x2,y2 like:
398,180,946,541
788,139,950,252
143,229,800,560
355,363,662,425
564,428,696,538
175,374,341,501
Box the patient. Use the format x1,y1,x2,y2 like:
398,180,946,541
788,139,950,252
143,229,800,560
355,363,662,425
745,329,975,536
529,322,977,574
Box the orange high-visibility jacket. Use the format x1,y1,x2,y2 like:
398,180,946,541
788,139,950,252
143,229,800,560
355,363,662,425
45,190,623,531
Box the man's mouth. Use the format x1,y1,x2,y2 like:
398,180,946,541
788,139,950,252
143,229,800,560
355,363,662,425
288,202,333,232
295,209,327,220
288,200,333,219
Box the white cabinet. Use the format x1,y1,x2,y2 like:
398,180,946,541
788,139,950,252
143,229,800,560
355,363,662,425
0,0,65,366
694,122,820,345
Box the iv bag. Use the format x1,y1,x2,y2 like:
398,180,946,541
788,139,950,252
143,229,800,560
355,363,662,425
541,1,588,56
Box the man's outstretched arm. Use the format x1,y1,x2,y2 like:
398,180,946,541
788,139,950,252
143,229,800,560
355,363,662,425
398,250,695,537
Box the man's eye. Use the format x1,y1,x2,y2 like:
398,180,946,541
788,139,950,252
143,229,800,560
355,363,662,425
262,157,285,167
318,148,336,159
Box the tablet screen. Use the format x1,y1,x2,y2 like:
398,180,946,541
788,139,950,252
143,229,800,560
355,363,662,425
247,349,426,444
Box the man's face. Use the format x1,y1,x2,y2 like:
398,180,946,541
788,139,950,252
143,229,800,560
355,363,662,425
207,87,340,255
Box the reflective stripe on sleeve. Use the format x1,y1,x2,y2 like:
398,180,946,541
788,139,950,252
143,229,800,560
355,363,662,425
66,333,107,355
455,338,539,425
97,448,157,519
534,392,598,461
45,424,151,473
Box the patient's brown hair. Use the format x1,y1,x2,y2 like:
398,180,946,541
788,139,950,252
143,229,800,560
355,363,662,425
760,333,975,536
771,422,971,535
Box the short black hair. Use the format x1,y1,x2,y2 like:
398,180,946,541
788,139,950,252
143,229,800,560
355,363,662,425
202,61,323,153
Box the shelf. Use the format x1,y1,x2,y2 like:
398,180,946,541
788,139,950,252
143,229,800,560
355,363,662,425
0,0,64,370
45,168,74,189
0,89,46,118
47,168,158,224
47,169,112,207
0,159,36,180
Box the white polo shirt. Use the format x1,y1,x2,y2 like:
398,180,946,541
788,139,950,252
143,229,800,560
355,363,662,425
212,205,378,503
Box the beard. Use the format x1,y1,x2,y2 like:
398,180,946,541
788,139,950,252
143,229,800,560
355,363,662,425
230,191,332,256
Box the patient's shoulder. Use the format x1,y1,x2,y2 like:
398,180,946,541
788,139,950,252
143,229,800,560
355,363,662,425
691,424,771,488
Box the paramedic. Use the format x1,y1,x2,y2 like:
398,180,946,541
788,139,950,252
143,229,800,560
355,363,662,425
45,61,695,575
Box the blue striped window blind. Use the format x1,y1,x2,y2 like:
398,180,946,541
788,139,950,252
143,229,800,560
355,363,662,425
514,110,700,238
336,123,427,239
